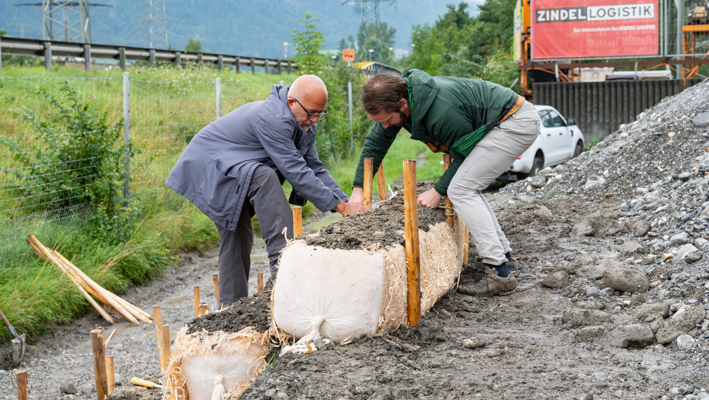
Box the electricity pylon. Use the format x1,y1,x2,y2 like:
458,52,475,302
135,0,181,49
15,0,111,43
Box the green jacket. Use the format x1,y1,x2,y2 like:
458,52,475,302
353,69,518,195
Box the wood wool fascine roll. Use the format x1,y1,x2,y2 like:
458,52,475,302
272,211,467,342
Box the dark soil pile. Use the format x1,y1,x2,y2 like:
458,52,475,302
306,182,447,250
185,280,274,335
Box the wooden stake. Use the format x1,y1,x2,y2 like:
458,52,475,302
152,306,167,373
363,158,373,210
463,225,470,264
193,286,200,318
212,273,220,308
26,237,116,324
403,160,421,326
376,162,387,201
293,206,302,237
105,356,115,395
258,272,264,292
199,304,210,316
90,329,108,400
161,325,170,370
15,370,27,400
443,154,454,227
52,251,152,324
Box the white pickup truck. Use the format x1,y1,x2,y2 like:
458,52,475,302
501,105,585,179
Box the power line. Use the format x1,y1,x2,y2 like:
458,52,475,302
341,0,397,27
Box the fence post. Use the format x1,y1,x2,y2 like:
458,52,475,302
118,47,126,70
44,42,52,71
287,61,292,74
348,81,354,154
217,55,223,72
216,78,222,119
175,51,181,67
250,58,255,74
0,37,3,69
277,59,282,75
197,53,203,64
123,73,131,205
235,56,241,73
264,59,269,74
83,44,91,72
149,49,156,68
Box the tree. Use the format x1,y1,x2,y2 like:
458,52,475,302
185,36,206,53
291,12,327,74
0,29,6,36
356,22,396,63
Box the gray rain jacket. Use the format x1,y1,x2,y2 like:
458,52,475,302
166,84,348,230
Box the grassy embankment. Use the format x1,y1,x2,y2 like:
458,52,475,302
0,65,434,340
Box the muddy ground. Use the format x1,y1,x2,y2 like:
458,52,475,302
240,197,709,400
2,192,707,400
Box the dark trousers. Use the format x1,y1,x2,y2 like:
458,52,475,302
216,166,293,306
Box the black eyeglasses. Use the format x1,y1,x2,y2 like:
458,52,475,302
289,97,328,120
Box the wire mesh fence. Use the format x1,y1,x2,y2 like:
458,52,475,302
0,73,279,252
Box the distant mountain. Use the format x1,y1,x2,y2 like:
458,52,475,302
1,0,482,59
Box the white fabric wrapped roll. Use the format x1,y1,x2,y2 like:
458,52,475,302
273,242,385,343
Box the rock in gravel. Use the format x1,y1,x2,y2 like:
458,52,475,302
636,302,670,318
693,111,709,127
528,176,547,188
541,271,569,288
560,254,597,275
685,251,704,263
605,324,655,348
534,205,553,220
642,254,656,265
655,305,706,344
673,243,699,264
461,337,486,349
677,334,695,350
670,232,689,246
602,263,649,293
60,383,78,394
696,238,708,249
586,287,599,298
577,263,607,280
632,219,652,237
618,240,644,256
562,307,613,327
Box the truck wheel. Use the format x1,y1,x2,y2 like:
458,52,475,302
530,155,544,176
573,141,583,158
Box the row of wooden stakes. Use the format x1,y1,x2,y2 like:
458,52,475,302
361,156,468,327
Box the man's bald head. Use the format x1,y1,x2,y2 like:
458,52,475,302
287,75,328,130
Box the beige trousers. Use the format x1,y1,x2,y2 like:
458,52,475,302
447,101,541,266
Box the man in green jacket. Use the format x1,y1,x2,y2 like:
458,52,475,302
348,70,540,296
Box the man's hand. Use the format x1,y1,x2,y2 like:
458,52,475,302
348,187,365,207
333,200,367,217
417,188,443,209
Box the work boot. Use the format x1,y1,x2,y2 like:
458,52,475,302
458,268,518,297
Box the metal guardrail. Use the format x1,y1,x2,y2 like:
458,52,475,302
0,36,297,73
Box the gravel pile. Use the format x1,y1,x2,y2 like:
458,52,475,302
495,79,709,396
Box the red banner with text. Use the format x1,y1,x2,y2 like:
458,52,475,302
531,0,659,59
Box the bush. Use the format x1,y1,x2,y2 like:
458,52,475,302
2,82,138,242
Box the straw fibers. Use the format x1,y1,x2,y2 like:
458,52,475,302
163,326,270,400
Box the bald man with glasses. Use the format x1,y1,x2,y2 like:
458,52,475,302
167,75,365,306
